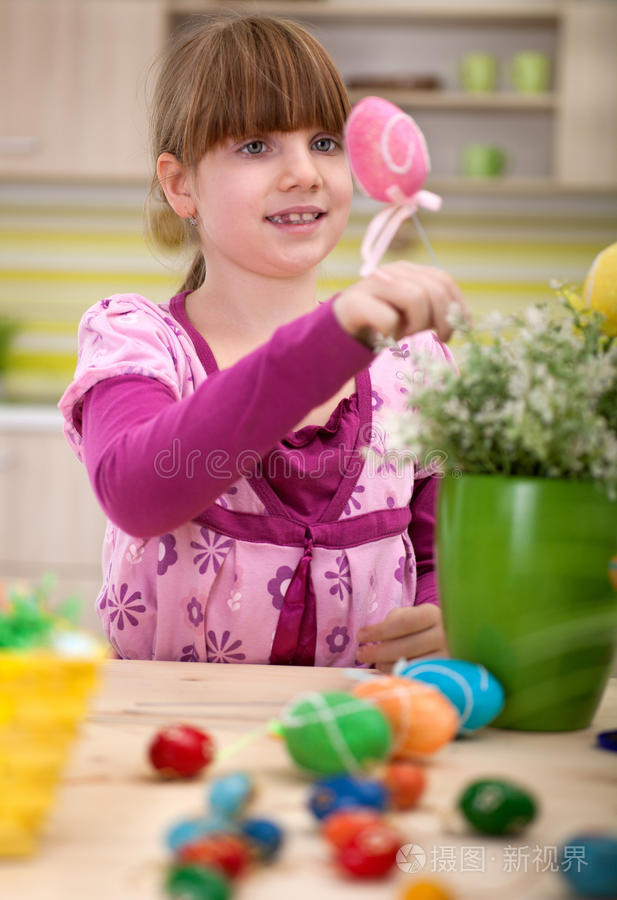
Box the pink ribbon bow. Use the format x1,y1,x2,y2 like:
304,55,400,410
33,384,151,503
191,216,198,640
360,185,442,277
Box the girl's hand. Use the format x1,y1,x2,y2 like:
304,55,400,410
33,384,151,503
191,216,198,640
356,605,448,673
333,261,468,345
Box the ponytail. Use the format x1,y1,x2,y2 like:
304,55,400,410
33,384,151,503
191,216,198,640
180,251,206,292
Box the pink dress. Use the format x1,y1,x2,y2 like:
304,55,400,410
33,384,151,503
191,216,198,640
59,292,454,665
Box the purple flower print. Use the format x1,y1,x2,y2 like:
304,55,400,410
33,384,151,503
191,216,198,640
325,625,350,655
206,630,246,663
372,445,398,477
343,484,365,517
83,311,104,344
106,583,146,630
181,643,200,662
395,553,416,584
267,566,294,610
371,390,384,412
158,534,178,575
163,316,184,338
191,528,233,574
325,554,352,601
217,485,238,510
186,597,204,627
101,298,111,310
390,342,410,360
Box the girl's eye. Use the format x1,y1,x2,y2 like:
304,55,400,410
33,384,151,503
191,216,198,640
241,140,267,155
313,136,338,153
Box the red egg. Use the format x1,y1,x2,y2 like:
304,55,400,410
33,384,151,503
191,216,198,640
177,833,252,878
336,822,400,879
322,808,384,849
148,724,215,778
382,762,427,810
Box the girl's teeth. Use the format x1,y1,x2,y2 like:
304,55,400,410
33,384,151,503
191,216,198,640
268,212,320,224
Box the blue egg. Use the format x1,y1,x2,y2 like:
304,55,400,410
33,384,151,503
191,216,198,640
207,771,254,819
239,817,284,861
559,834,617,898
393,657,505,734
308,774,388,821
165,816,236,852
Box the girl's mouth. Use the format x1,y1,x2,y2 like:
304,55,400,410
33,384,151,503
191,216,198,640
266,212,324,225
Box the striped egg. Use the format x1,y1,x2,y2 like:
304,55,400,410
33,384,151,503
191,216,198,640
393,658,505,734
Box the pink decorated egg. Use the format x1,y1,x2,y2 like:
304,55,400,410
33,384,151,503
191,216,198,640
344,96,431,202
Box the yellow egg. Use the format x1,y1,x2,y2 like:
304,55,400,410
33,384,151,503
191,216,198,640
582,242,617,336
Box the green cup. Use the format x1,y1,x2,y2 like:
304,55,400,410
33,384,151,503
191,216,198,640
510,51,551,93
437,474,617,731
459,53,498,93
461,143,506,177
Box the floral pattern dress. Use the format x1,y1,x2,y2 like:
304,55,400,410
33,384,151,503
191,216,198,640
59,293,453,666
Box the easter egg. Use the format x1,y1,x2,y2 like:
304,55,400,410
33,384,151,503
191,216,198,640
208,772,254,820
322,808,384,849
149,724,215,778
336,821,401,879
393,658,505,734
165,817,237,853
279,691,392,775
558,833,617,898
458,778,537,836
382,761,427,810
608,556,617,592
345,96,431,202
582,242,617,336
400,881,453,900
353,676,458,756
238,817,284,862
164,863,231,900
177,833,252,879
308,773,389,821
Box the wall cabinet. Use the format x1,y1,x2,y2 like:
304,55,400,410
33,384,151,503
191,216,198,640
0,410,107,634
0,0,165,181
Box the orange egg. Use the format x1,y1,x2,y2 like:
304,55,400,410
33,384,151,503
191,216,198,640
400,880,453,900
321,808,384,849
353,676,458,756
382,761,427,809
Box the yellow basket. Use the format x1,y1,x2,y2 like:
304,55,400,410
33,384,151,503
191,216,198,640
0,650,103,856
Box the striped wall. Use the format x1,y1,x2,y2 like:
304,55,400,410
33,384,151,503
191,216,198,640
1,192,615,404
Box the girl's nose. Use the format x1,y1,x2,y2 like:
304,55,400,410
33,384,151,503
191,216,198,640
278,144,323,192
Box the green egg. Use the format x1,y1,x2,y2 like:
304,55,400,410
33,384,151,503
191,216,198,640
165,863,231,900
459,778,537,835
279,690,392,775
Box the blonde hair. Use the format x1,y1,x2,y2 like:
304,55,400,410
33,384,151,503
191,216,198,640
146,14,351,292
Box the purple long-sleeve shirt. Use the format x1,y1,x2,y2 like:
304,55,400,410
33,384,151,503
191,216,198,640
79,293,439,606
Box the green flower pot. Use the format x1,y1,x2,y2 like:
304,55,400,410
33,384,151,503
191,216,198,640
437,474,617,731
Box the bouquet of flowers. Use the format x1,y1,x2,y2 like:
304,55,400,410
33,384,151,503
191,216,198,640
389,289,617,499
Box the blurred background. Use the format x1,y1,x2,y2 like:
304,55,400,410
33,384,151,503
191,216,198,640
0,0,616,630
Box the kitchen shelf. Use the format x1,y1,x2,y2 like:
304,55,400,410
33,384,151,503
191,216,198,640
168,1,564,23
347,89,558,111
424,176,617,196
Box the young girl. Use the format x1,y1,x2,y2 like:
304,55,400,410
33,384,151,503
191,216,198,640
59,15,466,669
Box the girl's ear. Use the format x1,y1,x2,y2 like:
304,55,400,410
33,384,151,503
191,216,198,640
157,152,195,219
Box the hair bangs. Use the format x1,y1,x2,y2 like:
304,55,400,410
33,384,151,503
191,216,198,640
184,17,350,161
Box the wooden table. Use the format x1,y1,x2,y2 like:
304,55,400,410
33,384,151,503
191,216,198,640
3,662,616,899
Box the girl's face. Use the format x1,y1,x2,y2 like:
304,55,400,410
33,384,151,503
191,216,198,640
191,127,353,281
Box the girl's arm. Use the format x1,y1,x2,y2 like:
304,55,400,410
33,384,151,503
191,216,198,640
80,298,373,537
